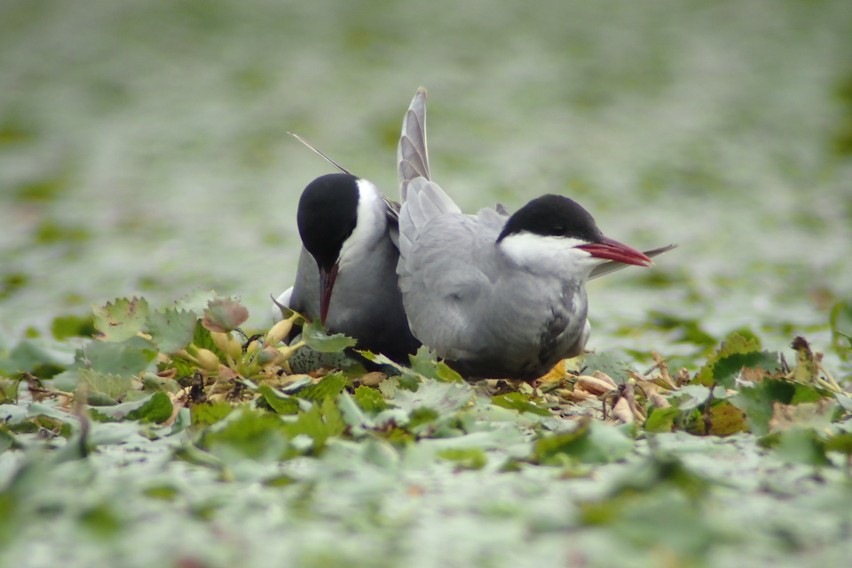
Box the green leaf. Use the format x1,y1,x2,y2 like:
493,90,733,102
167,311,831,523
79,504,123,537
143,485,179,501
51,314,96,340
301,320,357,353
191,401,233,427
825,431,852,456
435,362,464,383
296,373,349,402
408,346,464,382
361,351,422,388
390,379,474,415
258,385,301,415
50,369,79,393
202,408,289,461
80,369,138,402
767,400,837,433
645,407,681,433
408,407,440,430
695,332,762,386
704,401,748,436
93,297,149,342
607,453,714,500
670,385,712,411
0,428,17,454
126,392,173,423
282,398,346,454
790,384,824,404
437,448,487,470
731,379,797,436
353,385,387,414
87,392,120,407
712,350,779,389
535,420,634,464
146,308,198,353
336,390,374,432
140,373,181,394
830,300,852,341
0,338,73,376
491,392,551,416
172,289,218,314
201,297,249,333
582,352,632,384
80,336,158,377
836,392,852,413
762,428,831,466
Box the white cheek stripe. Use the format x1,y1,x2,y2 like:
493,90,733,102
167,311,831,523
338,179,385,269
497,231,604,278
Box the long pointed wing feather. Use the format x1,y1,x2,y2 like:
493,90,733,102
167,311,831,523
287,132,352,174
589,243,678,279
289,132,403,249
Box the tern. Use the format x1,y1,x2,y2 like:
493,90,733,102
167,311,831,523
277,171,420,363
396,88,674,380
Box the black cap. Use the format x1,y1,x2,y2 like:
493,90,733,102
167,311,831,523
297,173,360,271
497,194,604,243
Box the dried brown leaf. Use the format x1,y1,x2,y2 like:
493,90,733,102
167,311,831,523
576,375,617,396
611,397,634,424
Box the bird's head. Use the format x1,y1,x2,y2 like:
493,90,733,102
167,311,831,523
297,173,384,324
496,194,652,273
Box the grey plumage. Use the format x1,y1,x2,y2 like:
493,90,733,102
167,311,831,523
396,88,672,380
281,173,420,363
398,203,592,379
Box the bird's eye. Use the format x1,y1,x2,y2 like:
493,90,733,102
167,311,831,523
552,225,566,235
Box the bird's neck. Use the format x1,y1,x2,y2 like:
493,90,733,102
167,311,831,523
338,183,387,270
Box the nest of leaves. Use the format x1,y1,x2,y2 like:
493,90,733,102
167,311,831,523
1,292,850,470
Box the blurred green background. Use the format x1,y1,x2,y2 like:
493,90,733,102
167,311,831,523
1,0,850,354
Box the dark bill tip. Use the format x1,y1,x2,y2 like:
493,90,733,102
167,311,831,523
318,264,340,325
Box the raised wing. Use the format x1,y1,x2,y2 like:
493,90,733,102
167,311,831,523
398,177,462,261
398,87,431,201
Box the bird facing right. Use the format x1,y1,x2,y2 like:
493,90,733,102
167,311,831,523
396,88,672,380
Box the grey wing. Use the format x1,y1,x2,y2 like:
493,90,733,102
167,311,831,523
286,247,321,320
383,195,402,249
397,215,491,360
272,287,292,321
398,87,430,201
395,86,462,254
475,205,510,232
398,176,462,259
394,87,496,358
589,243,678,280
